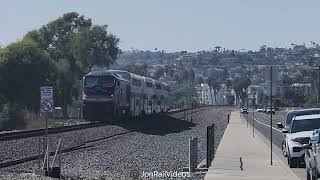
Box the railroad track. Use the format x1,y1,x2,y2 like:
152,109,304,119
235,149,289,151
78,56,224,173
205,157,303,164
0,122,107,141
0,109,192,169
0,131,133,169
0,108,189,142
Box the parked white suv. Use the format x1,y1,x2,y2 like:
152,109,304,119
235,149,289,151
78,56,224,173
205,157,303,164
277,108,320,159
282,114,320,168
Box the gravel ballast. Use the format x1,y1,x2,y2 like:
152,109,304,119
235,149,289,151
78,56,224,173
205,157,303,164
0,107,233,180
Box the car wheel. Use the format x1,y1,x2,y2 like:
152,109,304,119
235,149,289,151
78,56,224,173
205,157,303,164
282,141,287,157
312,169,318,180
288,157,298,168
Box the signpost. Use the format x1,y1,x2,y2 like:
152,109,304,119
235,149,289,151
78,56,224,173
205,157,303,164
251,88,256,138
264,66,278,166
40,86,53,175
269,67,273,166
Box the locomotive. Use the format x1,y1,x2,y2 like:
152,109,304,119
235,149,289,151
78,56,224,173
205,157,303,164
82,70,169,122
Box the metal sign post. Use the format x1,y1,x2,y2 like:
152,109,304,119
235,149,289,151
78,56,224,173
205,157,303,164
252,91,255,138
270,67,273,166
40,86,53,175
252,105,254,138
317,66,320,104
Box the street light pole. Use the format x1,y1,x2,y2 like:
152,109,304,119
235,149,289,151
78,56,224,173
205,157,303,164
270,66,273,166
252,88,256,138
318,66,320,104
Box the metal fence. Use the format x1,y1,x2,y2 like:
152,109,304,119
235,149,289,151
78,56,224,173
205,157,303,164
207,123,215,168
207,113,230,168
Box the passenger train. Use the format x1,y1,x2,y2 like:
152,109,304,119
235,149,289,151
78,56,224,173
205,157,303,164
82,70,170,122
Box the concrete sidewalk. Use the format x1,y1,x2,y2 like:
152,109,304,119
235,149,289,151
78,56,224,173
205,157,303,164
204,111,300,180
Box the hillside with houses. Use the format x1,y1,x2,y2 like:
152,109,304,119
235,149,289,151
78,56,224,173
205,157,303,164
114,44,320,108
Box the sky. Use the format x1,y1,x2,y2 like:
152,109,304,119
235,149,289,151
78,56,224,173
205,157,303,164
1,0,320,52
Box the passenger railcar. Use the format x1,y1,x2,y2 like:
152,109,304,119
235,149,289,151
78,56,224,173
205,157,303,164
82,70,170,122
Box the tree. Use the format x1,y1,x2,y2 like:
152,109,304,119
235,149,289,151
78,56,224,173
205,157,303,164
225,79,232,93
164,64,174,77
207,77,222,105
211,78,222,105
154,67,165,80
232,76,251,106
189,69,196,83
207,78,214,105
26,12,120,117
196,77,204,85
0,38,56,130
120,63,150,77
0,38,56,111
182,68,189,87
71,25,121,69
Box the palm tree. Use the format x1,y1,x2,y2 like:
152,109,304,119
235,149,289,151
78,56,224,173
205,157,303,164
212,79,222,105
207,77,222,105
207,77,214,105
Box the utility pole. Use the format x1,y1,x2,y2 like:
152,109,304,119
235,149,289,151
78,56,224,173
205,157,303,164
318,66,320,104
252,88,256,138
270,66,273,166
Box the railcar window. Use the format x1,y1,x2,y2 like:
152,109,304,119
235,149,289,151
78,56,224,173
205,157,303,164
156,84,161,89
163,86,170,92
99,76,115,86
84,76,115,87
132,78,142,86
117,72,131,80
146,81,153,88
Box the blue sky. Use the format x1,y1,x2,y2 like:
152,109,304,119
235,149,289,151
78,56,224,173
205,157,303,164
1,0,320,52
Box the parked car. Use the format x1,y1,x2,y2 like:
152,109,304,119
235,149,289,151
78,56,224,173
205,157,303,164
282,114,320,168
278,108,320,132
256,108,266,112
304,129,320,180
266,107,275,114
278,108,320,159
240,107,248,114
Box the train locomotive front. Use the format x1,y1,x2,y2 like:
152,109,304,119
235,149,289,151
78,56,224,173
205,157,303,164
82,71,130,122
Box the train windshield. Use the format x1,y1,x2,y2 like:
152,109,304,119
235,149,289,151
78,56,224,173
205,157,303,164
84,76,115,87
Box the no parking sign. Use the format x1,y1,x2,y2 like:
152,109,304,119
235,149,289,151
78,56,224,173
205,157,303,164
40,86,53,113
41,99,53,112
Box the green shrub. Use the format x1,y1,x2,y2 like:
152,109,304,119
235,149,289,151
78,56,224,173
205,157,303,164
0,103,25,131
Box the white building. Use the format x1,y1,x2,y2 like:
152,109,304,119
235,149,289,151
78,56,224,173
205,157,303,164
197,83,228,105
